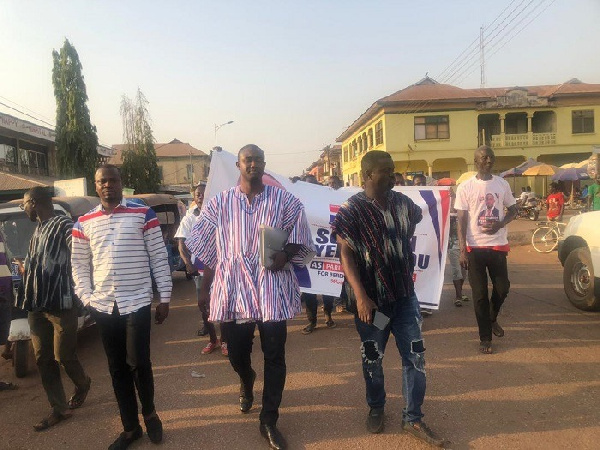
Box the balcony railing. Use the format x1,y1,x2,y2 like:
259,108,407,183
490,132,556,147
532,132,556,145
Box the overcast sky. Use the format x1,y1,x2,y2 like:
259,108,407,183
2,0,599,176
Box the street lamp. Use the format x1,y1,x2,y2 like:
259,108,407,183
214,120,234,146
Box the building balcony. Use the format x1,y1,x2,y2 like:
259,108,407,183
490,132,556,148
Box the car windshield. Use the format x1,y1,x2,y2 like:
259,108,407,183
0,209,67,259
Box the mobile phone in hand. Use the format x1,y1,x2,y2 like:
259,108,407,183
372,310,390,330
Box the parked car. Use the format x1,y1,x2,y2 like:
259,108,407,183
558,210,600,311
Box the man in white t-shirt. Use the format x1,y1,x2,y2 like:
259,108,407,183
175,183,228,357
455,146,517,354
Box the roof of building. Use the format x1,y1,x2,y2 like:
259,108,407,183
337,77,600,141
109,139,208,165
0,171,59,192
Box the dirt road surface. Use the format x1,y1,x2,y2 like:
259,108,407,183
2,245,600,450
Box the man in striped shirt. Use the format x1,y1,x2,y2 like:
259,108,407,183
187,145,313,450
72,165,172,450
18,187,92,431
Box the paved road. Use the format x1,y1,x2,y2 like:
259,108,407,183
1,245,600,450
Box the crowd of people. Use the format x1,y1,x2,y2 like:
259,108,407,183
1,144,598,450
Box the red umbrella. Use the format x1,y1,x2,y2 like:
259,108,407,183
436,177,456,186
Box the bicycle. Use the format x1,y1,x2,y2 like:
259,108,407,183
531,220,566,253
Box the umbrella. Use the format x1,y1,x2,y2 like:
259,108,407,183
500,158,542,178
552,167,590,206
522,163,560,196
552,167,589,182
456,171,477,184
560,159,590,169
436,177,456,186
522,164,559,176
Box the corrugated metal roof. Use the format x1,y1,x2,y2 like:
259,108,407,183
0,172,58,192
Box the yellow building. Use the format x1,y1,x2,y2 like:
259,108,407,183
337,77,600,188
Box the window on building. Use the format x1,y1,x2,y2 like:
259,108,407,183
0,144,16,164
352,140,357,158
572,110,594,134
158,166,164,181
375,121,383,146
342,145,348,162
367,129,373,148
186,164,193,181
361,133,367,152
414,115,450,140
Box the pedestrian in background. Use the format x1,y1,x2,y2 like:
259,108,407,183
455,146,517,354
176,183,228,356
18,186,91,431
72,165,172,450
334,151,445,447
187,144,314,450
448,187,469,307
546,182,565,222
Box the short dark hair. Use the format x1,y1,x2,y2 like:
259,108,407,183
27,186,52,207
238,144,264,160
475,145,494,156
96,164,121,178
361,150,391,176
413,174,426,183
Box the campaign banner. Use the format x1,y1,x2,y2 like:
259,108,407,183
204,150,451,309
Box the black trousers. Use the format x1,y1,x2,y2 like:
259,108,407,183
303,293,334,324
467,249,510,341
93,304,155,432
222,320,287,426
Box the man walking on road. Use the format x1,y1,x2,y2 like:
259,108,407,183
333,151,445,447
455,146,517,354
17,187,91,431
72,165,172,450
175,183,228,356
186,144,314,450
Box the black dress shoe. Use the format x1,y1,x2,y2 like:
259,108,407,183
144,414,163,444
239,369,256,413
259,423,287,450
108,425,143,450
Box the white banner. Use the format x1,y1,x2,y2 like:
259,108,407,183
204,150,451,310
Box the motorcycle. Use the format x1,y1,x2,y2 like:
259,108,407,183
516,198,540,221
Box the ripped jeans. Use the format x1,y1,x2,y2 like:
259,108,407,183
354,293,426,423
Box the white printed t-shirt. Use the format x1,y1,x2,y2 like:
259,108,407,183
174,205,199,240
454,175,516,249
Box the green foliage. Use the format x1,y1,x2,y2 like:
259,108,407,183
52,39,99,190
120,89,160,193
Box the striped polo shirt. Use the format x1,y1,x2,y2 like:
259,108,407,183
71,198,172,315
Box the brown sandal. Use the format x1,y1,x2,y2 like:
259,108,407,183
68,377,91,409
33,411,72,432
479,341,493,354
0,381,17,391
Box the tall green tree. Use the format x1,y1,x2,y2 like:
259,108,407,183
120,89,160,193
52,39,99,188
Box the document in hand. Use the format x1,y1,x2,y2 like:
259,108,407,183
259,224,290,269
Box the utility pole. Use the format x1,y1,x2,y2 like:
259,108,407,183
480,25,486,88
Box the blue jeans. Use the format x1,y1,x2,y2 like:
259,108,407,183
354,293,426,423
